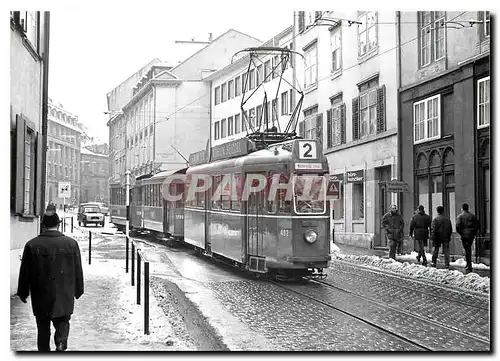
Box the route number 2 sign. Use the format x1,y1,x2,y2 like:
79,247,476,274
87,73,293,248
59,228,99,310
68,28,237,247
298,141,317,160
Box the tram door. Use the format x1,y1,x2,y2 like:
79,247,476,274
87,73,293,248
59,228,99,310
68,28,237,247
247,188,264,257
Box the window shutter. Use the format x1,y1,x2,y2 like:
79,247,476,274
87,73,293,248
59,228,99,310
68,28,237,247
340,103,346,144
289,90,295,111
298,121,304,137
376,84,386,133
316,113,323,147
326,109,333,148
298,11,305,32
477,11,484,39
35,132,45,216
15,115,26,214
352,97,360,140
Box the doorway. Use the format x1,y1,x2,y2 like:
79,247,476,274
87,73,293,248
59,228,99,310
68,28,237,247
375,166,392,247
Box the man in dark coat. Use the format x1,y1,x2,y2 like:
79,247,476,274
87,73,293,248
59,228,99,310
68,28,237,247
430,206,453,269
17,204,84,352
409,205,432,266
456,203,479,273
382,204,405,260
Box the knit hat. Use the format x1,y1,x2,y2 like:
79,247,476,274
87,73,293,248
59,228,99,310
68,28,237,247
42,204,60,227
418,205,425,212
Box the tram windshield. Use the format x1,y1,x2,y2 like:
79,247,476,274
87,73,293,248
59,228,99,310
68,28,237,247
293,175,326,214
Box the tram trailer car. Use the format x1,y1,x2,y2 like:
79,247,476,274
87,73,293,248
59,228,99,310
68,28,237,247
109,182,127,233
133,168,187,239
182,138,331,280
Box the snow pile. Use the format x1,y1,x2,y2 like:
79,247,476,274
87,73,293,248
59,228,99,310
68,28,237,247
331,251,490,294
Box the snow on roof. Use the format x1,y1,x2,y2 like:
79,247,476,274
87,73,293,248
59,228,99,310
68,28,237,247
81,148,108,157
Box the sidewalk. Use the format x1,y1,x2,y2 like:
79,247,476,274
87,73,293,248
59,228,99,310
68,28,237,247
334,243,491,278
10,229,191,352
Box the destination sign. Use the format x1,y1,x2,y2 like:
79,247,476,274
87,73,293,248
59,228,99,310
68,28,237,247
295,163,323,170
346,170,364,183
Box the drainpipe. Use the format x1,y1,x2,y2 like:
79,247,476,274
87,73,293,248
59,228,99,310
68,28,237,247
153,85,156,168
40,11,50,215
396,11,403,212
208,80,212,162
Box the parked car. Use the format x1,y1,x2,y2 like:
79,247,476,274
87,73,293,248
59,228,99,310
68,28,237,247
78,203,105,227
85,202,109,216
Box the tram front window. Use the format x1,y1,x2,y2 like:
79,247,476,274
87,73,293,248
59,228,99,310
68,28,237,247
293,175,326,214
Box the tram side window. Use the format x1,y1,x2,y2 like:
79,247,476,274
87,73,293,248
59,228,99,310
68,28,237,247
267,173,291,214
175,183,184,208
212,175,221,209
231,173,242,211
221,174,231,210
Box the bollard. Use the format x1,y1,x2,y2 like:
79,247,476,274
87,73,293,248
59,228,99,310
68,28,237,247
131,243,135,286
144,261,149,335
71,217,74,233
137,251,141,305
125,236,129,273
88,231,92,265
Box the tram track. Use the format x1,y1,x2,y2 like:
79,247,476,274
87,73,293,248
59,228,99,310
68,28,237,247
329,262,489,311
268,279,490,351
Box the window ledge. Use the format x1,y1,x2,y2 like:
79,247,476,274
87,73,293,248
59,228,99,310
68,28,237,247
352,219,364,223
16,214,37,222
357,48,379,65
304,83,318,95
478,123,490,130
324,128,398,155
330,70,342,81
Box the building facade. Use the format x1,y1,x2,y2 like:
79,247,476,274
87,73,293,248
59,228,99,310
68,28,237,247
46,98,83,207
205,26,295,147
80,146,109,204
399,11,490,254
294,11,399,248
10,11,50,294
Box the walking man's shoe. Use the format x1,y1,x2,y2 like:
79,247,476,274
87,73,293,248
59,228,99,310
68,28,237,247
422,261,428,266
430,263,437,267
416,255,421,263
56,343,65,352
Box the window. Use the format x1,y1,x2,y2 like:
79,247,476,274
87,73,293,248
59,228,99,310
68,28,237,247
331,25,342,72
248,108,256,129
289,90,294,113
242,111,247,132
272,55,280,78
359,87,377,138
214,121,220,140
479,11,490,39
272,98,279,122
256,105,262,128
298,11,322,32
358,11,378,57
231,174,242,211
301,106,319,140
304,43,318,88
478,76,490,128
413,94,441,143
212,175,221,209
281,91,289,115
221,119,227,138
228,116,234,136
24,129,35,214
228,79,234,99
235,76,241,96
221,83,227,102
352,183,364,220
249,69,255,90
327,95,345,147
214,86,220,105
242,72,248,92
234,114,240,134
256,65,263,86
419,11,446,67
264,60,271,82
332,182,344,220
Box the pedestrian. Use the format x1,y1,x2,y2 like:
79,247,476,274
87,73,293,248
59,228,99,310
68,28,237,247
429,206,453,269
409,205,432,266
382,204,405,260
456,203,479,273
16,204,84,352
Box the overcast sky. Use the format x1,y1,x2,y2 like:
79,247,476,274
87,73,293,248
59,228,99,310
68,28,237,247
48,10,293,143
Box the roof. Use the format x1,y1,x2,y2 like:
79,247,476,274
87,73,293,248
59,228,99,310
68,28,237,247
170,29,261,74
80,148,108,157
142,167,188,183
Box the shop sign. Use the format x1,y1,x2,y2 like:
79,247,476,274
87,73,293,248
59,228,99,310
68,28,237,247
346,170,364,183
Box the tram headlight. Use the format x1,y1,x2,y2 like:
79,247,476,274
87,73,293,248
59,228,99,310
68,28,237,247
304,230,318,244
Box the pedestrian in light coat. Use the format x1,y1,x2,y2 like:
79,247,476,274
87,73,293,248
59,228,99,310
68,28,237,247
456,203,479,273
17,204,84,352
382,204,405,260
430,206,453,269
409,205,432,266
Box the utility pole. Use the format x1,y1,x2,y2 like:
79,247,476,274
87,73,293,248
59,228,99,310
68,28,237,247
125,170,131,240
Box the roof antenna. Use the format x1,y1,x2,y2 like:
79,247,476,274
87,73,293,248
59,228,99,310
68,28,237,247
170,145,190,166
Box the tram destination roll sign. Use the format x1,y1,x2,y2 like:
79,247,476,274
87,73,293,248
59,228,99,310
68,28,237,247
211,138,250,162
346,170,364,183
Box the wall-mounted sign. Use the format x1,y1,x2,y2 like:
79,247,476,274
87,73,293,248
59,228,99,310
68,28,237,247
346,170,364,183
384,180,410,193
211,138,250,162
330,174,344,182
